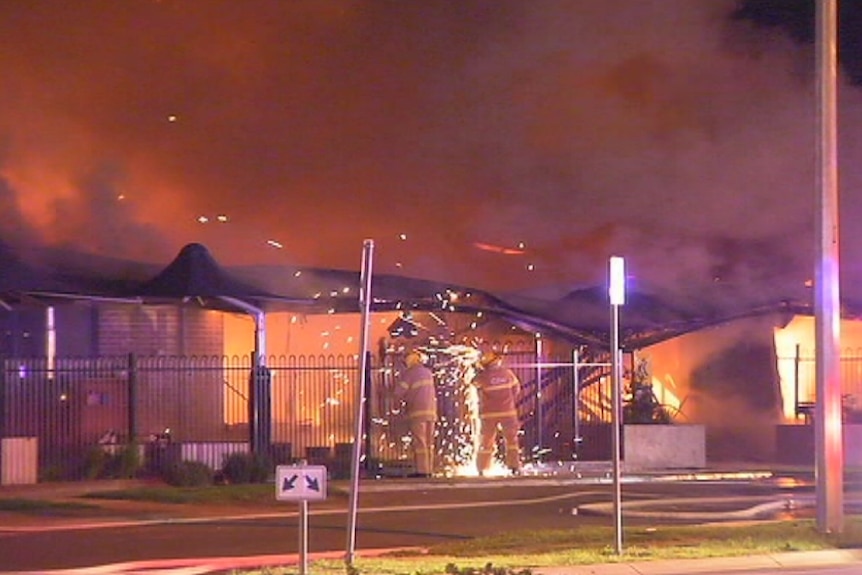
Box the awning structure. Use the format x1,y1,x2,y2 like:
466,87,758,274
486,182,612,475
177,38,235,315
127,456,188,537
0,242,70,294
132,243,303,310
0,241,96,309
0,240,838,350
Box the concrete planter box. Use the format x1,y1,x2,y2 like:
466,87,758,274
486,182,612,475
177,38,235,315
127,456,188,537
623,424,706,470
1,437,38,485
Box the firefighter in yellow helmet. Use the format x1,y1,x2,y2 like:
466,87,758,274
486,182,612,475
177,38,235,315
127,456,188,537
393,349,438,477
472,351,522,476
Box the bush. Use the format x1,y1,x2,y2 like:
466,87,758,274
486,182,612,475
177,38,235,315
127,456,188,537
112,443,142,478
160,460,214,487
82,443,143,480
83,447,109,480
39,463,65,482
221,452,271,484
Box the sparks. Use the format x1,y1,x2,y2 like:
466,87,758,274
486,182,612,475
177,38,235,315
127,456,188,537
473,242,526,255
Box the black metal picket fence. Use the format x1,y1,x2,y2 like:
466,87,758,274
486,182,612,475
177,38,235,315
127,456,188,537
0,347,612,481
779,345,862,422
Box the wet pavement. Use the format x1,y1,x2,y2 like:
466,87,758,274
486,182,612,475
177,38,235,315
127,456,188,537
0,462,860,574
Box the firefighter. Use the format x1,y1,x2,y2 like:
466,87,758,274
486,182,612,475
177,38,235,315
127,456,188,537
393,349,438,477
473,351,522,476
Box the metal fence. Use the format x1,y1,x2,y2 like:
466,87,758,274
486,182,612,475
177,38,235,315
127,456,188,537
0,348,614,481
779,345,862,421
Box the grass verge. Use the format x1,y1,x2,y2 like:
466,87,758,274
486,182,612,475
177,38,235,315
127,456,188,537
81,482,351,505
230,518,862,575
82,483,279,505
0,498,100,514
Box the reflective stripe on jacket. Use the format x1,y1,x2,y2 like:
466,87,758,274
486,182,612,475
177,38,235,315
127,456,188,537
472,365,520,419
394,364,438,421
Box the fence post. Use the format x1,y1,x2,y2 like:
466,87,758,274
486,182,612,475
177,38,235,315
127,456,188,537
794,344,801,418
0,359,6,440
249,352,272,455
127,353,137,444
572,347,580,456
535,334,543,459
363,352,372,470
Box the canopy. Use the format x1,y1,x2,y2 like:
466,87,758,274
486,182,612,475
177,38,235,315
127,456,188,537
1,241,832,349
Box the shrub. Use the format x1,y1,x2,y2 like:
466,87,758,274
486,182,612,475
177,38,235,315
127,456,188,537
82,447,109,480
110,443,142,479
82,443,143,480
160,460,214,487
39,463,65,482
221,452,271,484
623,357,674,424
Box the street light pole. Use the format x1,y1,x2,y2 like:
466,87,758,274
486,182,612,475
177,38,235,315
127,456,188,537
609,256,625,555
814,0,843,534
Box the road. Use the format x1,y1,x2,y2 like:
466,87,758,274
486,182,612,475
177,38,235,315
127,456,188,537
0,478,818,572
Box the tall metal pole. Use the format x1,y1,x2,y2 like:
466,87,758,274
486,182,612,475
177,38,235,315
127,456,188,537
610,307,622,555
815,0,843,533
346,239,374,564
608,256,625,555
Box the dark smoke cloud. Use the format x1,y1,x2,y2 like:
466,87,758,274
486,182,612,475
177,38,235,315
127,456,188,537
50,161,173,263
0,143,42,249
0,0,860,301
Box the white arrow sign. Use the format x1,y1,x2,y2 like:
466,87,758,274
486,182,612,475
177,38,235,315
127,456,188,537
276,465,328,501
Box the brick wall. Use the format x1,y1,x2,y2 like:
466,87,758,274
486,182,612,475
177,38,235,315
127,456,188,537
179,307,224,356
55,303,96,356
96,304,223,356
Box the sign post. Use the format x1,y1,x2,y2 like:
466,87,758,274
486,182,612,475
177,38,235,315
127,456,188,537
276,463,328,575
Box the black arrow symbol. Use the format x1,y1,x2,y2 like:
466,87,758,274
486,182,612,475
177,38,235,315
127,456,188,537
305,475,320,492
282,474,298,491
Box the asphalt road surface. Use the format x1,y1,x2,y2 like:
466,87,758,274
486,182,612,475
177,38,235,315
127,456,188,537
0,478,821,572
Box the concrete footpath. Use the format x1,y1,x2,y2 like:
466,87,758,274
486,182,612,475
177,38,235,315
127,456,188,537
4,548,861,575
535,549,862,575
0,465,860,574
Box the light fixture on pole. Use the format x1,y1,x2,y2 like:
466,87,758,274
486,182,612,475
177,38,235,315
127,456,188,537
608,255,625,555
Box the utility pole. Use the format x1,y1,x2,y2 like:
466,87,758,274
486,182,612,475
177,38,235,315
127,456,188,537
814,0,843,533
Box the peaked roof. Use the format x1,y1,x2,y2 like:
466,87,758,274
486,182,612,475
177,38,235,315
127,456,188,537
138,243,249,297
134,243,301,312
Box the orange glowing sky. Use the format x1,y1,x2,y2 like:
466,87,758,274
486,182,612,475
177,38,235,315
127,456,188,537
2,1,861,297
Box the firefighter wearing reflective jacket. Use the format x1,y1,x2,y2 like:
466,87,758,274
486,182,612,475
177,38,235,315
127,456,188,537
394,350,438,477
473,351,522,475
